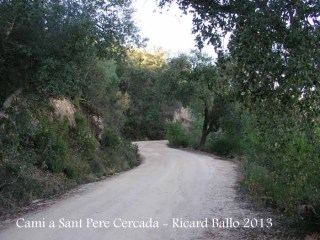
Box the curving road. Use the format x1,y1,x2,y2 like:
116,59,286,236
0,140,270,240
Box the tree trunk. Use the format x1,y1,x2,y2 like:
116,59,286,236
199,102,218,150
199,104,209,150
199,129,209,150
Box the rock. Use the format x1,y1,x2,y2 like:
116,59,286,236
2,88,22,109
173,107,193,128
50,98,76,126
91,115,104,140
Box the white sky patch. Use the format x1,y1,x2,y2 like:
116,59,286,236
133,0,217,57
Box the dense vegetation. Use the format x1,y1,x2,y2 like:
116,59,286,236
0,0,141,213
120,48,170,140
0,0,319,232
161,0,320,225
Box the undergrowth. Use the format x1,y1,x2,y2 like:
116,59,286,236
0,96,140,214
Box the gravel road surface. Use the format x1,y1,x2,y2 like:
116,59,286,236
0,140,276,240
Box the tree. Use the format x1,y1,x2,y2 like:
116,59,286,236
159,0,319,109
0,0,142,212
0,0,141,101
120,48,169,140
159,0,320,219
164,51,232,149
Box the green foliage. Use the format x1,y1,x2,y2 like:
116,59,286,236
163,51,235,148
164,103,241,159
243,161,274,197
160,0,320,224
83,60,125,127
207,101,243,157
0,100,73,211
121,49,168,140
0,0,141,101
102,130,121,148
125,48,167,70
186,116,203,149
165,122,189,148
35,118,69,173
0,96,140,213
240,108,320,222
115,140,140,169
0,0,143,216
207,133,236,158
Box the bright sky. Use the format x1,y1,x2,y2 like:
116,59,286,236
132,0,217,57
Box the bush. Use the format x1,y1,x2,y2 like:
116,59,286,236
243,160,274,197
0,96,141,214
106,139,140,171
165,122,189,148
207,136,235,157
34,119,69,173
206,130,240,158
187,116,203,149
125,142,140,168
102,130,120,148
241,111,320,222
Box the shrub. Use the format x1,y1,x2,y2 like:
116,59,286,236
207,136,235,157
124,141,140,168
34,119,69,173
241,111,320,222
0,96,141,214
107,140,140,171
102,130,120,148
206,130,240,158
165,122,189,148
243,160,274,197
63,165,77,179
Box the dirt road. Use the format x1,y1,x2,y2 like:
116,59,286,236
0,140,275,240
